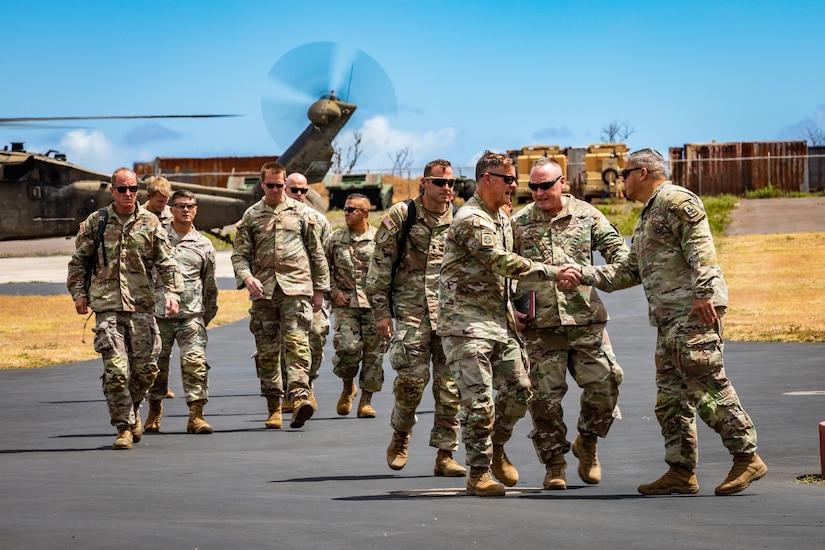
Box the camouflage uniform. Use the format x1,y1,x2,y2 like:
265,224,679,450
438,194,557,467
326,224,386,392
585,182,758,470
511,197,628,463
150,225,219,403
365,197,460,451
281,208,332,385
232,197,329,400
144,201,173,226
67,204,182,428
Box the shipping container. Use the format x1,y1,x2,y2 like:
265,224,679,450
134,156,276,189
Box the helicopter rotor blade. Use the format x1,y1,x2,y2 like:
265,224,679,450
0,114,238,129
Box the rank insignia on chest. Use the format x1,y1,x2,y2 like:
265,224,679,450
381,215,397,232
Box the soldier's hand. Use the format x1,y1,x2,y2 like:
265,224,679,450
165,298,180,317
333,290,348,307
244,276,264,299
690,297,717,326
558,264,582,289
377,317,394,340
311,290,324,312
74,296,88,315
514,310,529,332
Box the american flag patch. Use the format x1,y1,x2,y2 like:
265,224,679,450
78,221,88,236
381,215,397,231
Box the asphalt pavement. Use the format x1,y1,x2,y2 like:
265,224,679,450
1,278,823,549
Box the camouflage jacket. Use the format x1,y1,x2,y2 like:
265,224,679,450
67,204,182,313
143,201,173,226
437,193,557,342
154,225,219,324
326,225,377,309
584,181,728,326
512,197,629,328
231,197,329,298
366,197,453,329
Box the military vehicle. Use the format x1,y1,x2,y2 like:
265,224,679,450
0,92,357,240
507,143,627,203
325,172,393,210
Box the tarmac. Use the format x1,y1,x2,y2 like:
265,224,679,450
1,257,824,548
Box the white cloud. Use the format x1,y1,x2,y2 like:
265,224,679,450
334,116,458,172
58,130,131,173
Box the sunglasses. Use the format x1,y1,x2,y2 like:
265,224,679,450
289,187,309,194
486,173,517,184
114,185,139,194
528,174,563,191
620,167,644,179
171,203,197,210
343,207,367,213
425,177,456,188
264,183,285,189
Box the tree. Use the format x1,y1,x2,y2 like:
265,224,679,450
331,131,364,174
388,146,413,176
803,125,825,146
601,120,635,143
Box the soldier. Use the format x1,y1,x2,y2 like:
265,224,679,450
67,167,182,450
232,162,329,430
327,193,386,417
144,175,174,226
366,159,466,478
144,190,219,434
144,175,176,398
280,172,332,413
511,157,628,490
438,151,573,496
581,148,767,496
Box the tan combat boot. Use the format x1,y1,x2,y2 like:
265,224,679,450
638,465,700,495
187,399,213,434
336,378,358,416
491,444,518,487
281,397,294,414
131,401,143,443
290,396,315,428
543,452,567,490
357,391,376,418
144,400,163,432
572,433,601,484
715,453,768,496
265,396,282,429
434,449,467,477
467,467,506,497
387,429,411,470
166,388,175,398
308,390,318,410
113,426,133,450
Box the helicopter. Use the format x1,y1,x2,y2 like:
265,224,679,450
0,92,356,241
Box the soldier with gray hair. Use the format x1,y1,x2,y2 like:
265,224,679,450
578,147,767,496
511,156,629,490
67,167,182,450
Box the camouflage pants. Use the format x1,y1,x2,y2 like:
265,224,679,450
149,316,209,403
93,311,161,427
389,317,461,451
443,334,532,468
655,311,757,470
523,323,624,463
281,305,330,385
249,290,313,400
331,306,387,393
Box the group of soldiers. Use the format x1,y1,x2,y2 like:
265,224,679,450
68,147,767,498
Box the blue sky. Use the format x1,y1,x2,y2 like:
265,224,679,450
3,0,823,177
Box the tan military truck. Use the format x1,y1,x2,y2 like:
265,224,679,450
507,145,568,204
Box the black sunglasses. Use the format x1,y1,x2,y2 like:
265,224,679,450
528,174,563,191
425,177,456,188
264,183,285,189
171,203,197,210
114,185,139,194
621,167,644,179
486,173,517,184
343,207,367,213
289,187,309,194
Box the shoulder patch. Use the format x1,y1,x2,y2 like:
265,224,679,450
480,232,496,248
78,221,88,236
675,199,705,223
381,214,397,232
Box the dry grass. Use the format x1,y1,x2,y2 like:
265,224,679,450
0,289,251,369
716,232,825,342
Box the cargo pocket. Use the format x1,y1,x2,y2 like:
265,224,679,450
682,332,722,378
92,317,116,355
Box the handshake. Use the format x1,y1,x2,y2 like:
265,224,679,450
557,264,583,290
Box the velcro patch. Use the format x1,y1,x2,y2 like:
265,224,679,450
480,231,495,248
381,215,397,232
78,221,88,236
676,199,704,223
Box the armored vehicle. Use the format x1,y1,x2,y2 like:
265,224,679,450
326,172,393,210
